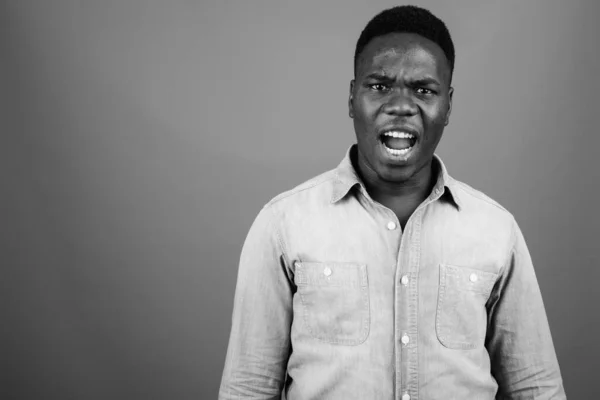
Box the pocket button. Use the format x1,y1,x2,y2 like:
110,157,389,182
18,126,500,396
323,267,332,277
469,273,478,282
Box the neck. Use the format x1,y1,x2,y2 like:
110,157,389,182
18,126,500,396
354,150,436,206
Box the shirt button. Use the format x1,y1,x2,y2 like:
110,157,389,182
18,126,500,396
387,221,397,230
401,334,410,345
323,267,332,277
469,273,478,282
402,394,410,400
401,275,409,286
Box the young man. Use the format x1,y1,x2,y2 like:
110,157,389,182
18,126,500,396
220,5,565,399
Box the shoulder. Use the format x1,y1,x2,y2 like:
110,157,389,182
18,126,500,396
447,177,523,268
248,168,338,250
452,178,512,216
262,168,338,211
450,177,518,237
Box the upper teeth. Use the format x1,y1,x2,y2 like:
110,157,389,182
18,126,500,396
384,131,414,139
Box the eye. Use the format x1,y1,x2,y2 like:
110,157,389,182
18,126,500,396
415,87,435,95
369,83,390,92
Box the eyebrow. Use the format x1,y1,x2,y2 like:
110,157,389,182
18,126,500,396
410,77,441,86
364,72,393,81
363,73,441,87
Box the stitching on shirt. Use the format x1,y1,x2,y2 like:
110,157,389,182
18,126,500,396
269,206,292,275
498,217,518,279
507,220,545,397
411,210,422,398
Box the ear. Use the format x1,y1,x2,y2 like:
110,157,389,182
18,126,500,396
444,87,454,126
348,80,355,119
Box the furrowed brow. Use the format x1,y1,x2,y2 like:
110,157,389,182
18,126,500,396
410,77,441,87
364,72,394,82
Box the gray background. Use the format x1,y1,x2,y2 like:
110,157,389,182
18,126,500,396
2,0,598,399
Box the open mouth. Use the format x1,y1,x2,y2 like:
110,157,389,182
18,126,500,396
380,130,417,156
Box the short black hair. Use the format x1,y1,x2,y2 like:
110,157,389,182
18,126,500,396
354,5,455,78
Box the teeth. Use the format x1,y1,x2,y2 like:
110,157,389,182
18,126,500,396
383,131,414,139
384,145,412,156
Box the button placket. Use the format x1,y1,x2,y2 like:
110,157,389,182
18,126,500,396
399,208,423,399
401,334,410,346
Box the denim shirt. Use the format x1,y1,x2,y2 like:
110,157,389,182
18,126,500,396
219,146,566,400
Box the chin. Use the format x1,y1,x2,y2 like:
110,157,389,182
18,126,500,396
377,164,416,183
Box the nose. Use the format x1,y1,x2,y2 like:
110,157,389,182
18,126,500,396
381,89,418,116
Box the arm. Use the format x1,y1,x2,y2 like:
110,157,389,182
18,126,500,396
219,205,294,400
486,219,566,399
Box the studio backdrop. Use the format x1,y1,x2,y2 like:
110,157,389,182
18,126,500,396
1,1,598,399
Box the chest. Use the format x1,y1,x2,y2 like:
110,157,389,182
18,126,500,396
284,197,508,273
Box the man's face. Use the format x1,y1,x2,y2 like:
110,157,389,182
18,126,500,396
349,32,453,183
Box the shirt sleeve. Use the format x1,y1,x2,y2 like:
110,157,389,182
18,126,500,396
486,218,566,399
219,205,294,400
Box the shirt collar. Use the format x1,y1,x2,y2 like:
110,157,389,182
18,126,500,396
331,144,462,210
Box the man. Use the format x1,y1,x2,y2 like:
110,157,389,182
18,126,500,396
219,5,565,399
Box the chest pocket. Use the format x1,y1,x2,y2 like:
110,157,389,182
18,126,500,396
436,264,498,349
295,262,370,345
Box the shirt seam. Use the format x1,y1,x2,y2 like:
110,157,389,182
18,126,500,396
512,218,545,397
500,218,543,397
268,204,292,272
498,216,518,278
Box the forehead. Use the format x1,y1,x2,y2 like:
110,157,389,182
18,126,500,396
357,32,450,81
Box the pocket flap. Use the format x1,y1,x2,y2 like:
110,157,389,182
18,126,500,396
440,264,498,294
295,262,367,288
